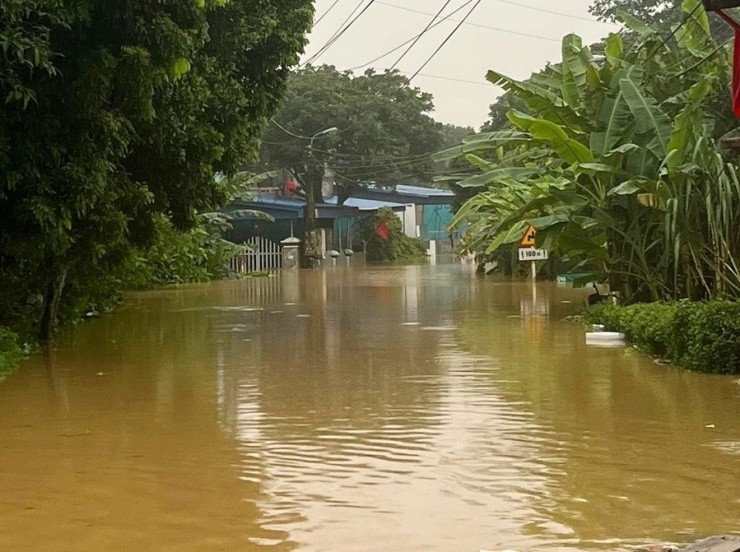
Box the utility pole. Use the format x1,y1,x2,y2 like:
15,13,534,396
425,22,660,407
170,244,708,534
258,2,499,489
302,127,338,268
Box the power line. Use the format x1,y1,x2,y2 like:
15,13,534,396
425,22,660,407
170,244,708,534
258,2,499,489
313,0,342,27
270,118,312,140
493,0,611,24
302,0,377,67
386,0,457,74
315,151,435,169
375,0,560,43
400,71,489,86
409,0,483,81
349,0,475,70
303,0,366,66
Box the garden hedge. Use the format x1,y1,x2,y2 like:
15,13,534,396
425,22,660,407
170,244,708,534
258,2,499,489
585,301,740,374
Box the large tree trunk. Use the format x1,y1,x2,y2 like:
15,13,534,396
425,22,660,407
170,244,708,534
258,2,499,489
39,267,67,341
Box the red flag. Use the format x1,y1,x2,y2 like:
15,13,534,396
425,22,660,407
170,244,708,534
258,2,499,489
718,11,740,117
284,179,298,195
375,219,390,241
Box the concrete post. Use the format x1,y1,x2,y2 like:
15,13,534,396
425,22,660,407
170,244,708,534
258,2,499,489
280,236,301,271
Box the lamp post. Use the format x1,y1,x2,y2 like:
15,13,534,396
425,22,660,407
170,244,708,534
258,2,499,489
303,127,338,267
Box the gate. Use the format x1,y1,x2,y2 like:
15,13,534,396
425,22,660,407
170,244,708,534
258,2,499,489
229,236,282,274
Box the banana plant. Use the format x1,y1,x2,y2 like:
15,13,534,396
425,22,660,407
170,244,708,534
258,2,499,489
438,0,739,301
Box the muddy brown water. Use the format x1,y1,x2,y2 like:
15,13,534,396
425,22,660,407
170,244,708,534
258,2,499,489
0,261,738,552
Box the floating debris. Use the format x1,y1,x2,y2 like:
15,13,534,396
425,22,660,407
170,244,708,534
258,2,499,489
585,331,626,347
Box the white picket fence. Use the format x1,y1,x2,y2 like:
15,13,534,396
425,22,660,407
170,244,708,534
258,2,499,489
230,236,282,274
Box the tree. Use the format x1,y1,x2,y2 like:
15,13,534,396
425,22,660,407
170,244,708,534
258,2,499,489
439,123,475,149
438,0,740,301
260,65,444,265
0,0,313,339
590,0,683,25
261,65,444,202
589,0,727,37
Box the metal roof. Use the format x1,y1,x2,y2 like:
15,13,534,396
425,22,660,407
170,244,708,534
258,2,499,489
395,184,454,197
224,195,363,221
325,196,408,211
353,184,454,205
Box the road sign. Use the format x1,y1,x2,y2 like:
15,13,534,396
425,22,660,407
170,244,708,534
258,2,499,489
518,248,549,261
519,226,536,247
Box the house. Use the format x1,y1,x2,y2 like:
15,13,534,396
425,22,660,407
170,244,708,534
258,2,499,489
222,184,458,261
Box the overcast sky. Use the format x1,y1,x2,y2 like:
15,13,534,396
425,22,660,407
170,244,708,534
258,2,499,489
300,0,620,128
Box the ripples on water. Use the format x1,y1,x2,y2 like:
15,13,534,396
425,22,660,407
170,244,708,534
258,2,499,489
0,262,738,551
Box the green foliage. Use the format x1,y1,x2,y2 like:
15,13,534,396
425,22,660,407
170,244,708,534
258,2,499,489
261,65,445,203
0,0,313,338
0,327,25,380
440,0,740,302
668,301,740,374
122,215,243,288
589,0,683,25
586,301,740,374
360,208,427,262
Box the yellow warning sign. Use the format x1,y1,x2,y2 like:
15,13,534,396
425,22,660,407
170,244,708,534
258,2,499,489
519,225,536,248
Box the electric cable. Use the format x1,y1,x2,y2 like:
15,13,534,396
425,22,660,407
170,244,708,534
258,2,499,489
385,0,456,74
493,0,610,24
302,0,366,67
348,0,475,70
400,71,489,86
302,0,377,67
269,118,312,140
313,0,342,28
408,0,483,82
375,0,560,43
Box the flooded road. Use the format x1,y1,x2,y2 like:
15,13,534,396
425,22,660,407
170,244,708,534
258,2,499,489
0,261,738,551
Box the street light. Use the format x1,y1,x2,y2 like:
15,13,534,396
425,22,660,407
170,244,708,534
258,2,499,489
308,126,338,151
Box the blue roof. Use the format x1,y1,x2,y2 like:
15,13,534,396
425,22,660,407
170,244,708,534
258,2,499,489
325,196,408,211
353,184,454,205
395,184,454,197
224,194,362,221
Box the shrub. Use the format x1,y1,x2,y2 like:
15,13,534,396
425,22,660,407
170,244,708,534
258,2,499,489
669,302,740,374
122,215,242,289
361,208,427,262
585,301,740,374
0,327,25,379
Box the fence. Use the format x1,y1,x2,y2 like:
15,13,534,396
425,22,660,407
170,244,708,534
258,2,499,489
229,236,282,274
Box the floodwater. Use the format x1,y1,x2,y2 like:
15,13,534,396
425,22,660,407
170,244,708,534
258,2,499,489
0,261,738,552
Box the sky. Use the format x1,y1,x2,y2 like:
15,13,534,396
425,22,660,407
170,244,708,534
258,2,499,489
300,0,620,128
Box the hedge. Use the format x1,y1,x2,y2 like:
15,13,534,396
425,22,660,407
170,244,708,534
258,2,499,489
585,301,740,374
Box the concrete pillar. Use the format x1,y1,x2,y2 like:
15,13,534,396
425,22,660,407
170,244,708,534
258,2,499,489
280,236,301,270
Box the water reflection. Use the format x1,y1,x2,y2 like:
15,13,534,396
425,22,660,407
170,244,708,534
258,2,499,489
0,262,737,551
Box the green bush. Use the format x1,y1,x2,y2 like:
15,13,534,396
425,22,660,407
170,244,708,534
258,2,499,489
0,326,25,379
361,208,427,262
669,302,740,374
585,301,740,374
122,215,242,289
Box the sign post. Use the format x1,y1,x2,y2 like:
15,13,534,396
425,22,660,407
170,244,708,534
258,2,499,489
518,226,548,283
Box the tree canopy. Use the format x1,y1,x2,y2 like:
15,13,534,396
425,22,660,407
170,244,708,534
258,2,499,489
260,65,446,204
589,0,683,25
0,0,313,338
